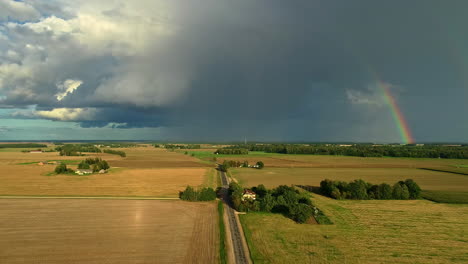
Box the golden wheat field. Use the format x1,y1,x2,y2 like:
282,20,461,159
240,195,468,264
0,199,218,264
0,147,213,197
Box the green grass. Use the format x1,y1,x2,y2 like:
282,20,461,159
185,151,278,159
218,201,227,264
202,168,218,189
230,167,468,192
422,190,468,204
239,195,468,263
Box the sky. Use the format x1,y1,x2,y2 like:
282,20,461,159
0,0,467,142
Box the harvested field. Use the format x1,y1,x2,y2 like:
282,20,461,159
109,147,209,168
0,199,218,264
231,167,468,192
217,154,467,169
0,147,213,197
0,167,208,197
240,196,468,264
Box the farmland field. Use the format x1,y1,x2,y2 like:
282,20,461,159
240,195,468,264
0,146,213,197
0,199,218,264
188,151,468,169
230,167,468,192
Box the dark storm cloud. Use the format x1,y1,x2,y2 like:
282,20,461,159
1,0,468,142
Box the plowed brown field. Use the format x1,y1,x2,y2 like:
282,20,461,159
0,199,218,264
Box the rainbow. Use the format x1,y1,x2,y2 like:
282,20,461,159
376,80,414,144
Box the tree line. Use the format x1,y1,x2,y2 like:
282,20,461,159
215,148,249,155
0,143,47,148
77,158,110,172
219,160,264,172
318,179,421,200
229,183,331,224
55,158,110,174
179,186,217,201
235,144,468,159
164,144,201,149
103,149,126,157
55,144,101,156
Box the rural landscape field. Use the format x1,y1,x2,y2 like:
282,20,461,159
2,1,468,263
1,143,467,264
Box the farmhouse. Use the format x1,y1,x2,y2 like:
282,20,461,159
242,189,256,201
75,169,93,175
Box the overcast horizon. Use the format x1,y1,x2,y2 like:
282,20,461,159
1,0,468,142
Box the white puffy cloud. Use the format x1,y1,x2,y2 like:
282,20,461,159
35,107,98,121
0,0,41,22
55,79,82,101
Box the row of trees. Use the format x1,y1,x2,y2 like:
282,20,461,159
179,186,217,201
165,144,201,149
103,149,126,157
229,183,325,224
78,158,110,172
219,160,264,172
215,148,249,155
319,179,421,200
56,144,101,156
0,143,47,148
239,144,468,159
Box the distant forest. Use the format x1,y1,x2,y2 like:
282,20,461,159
0,143,47,148
235,144,468,159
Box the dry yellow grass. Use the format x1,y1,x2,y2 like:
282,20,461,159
240,196,468,264
0,166,208,197
110,147,209,168
231,167,468,192
0,199,218,264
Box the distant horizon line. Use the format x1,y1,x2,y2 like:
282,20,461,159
0,140,467,145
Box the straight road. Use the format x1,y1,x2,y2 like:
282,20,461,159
219,169,250,264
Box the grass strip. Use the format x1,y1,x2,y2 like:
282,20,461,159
422,190,468,204
218,201,227,264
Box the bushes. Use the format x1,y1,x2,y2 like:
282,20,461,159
103,149,126,157
179,186,217,201
54,164,74,174
229,183,317,224
256,161,264,169
319,179,422,200
80,158,110,172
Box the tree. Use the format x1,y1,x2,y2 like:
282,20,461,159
78,162,90,169
55,164,73,174
348,179,368,199
392,183,410,200
55,164,68,174
256,161,265,169
289,204,313,223
198,187,217,201
260,194,276,212
180,186,198,201
377,183,393,199
404,179,421,199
